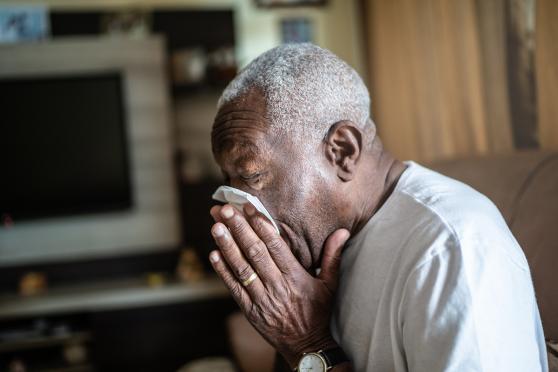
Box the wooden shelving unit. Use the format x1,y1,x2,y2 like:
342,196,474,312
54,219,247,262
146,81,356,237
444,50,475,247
0,331,91,353
0,277,228,320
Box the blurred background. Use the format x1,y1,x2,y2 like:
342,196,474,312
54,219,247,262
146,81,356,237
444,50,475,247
0,0,556,371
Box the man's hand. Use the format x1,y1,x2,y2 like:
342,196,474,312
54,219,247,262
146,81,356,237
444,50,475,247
209,203,350,368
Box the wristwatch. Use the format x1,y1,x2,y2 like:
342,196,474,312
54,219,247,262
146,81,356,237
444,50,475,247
295,347,349,371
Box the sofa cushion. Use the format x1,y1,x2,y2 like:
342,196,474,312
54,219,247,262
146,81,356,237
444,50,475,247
510,154,558,341
428,151,549,223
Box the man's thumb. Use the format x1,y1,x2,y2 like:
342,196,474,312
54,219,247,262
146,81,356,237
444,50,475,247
318,228,351,290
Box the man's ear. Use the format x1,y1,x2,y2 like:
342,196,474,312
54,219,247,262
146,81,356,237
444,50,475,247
324,121,363,182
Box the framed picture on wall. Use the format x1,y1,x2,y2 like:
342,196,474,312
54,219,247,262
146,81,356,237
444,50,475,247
281,18,313,43
255,0,327,7
0,6,49,43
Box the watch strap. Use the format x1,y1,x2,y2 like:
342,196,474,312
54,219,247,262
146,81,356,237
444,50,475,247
320,347,349,368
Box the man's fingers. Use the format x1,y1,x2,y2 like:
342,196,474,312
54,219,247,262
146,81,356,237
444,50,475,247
218,205,283,285
244,204,300,275
210,205,223,222
209,250,251,310
211,222,266,298
318,229,350,291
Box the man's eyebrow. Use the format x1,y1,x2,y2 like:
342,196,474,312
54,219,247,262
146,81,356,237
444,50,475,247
233,142,261,162
215,138,261,168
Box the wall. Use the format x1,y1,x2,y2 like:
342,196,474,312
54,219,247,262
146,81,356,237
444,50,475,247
234,0,366,75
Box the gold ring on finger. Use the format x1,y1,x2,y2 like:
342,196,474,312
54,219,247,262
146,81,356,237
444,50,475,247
242,272,258,287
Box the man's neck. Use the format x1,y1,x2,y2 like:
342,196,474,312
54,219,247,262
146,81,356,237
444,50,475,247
351,151,407,236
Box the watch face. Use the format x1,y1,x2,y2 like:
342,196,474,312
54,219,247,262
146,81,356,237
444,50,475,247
298,353,327,372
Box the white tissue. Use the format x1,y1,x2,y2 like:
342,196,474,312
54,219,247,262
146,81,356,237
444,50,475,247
212,185,280,234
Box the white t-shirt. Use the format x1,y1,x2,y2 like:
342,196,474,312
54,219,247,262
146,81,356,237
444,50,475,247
331,161,548,372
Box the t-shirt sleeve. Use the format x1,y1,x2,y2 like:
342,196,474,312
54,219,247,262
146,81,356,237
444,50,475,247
398,236,547,372
398,240,483,372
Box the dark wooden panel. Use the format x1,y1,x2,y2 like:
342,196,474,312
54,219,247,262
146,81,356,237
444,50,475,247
179,179,222,272
50,12,103,36
0,249,180,293
152,10,235,51
91,299,238,372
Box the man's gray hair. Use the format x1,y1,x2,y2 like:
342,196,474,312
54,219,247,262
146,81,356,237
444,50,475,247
217,43,372,143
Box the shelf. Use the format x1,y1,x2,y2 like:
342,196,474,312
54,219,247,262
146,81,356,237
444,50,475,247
0,331,91,353
41,366,94,372
0,277,229,320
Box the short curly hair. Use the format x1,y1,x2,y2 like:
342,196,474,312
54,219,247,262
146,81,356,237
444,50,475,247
217,43,372,143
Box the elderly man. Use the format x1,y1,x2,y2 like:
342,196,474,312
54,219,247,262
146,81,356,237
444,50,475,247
208,44,547,372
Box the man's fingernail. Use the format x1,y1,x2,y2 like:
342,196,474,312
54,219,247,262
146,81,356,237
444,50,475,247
212,224,225,237
210,251,220,263
245,203,255,216
221,206,234,219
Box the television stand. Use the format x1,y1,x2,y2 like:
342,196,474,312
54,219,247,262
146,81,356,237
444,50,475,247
0,277,236,372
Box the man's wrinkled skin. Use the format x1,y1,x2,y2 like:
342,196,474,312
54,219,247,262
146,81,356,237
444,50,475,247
209,88,406,371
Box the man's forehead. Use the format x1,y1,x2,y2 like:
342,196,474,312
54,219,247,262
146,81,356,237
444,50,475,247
212,92,273,155
213,87,269,127
212,112,270,155
213,109,269,132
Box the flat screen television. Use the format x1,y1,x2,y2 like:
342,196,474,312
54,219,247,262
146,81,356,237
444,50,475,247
0,72,132,222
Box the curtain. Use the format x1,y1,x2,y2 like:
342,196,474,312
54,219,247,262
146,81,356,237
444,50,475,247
362,0,556,162
536,0,558,149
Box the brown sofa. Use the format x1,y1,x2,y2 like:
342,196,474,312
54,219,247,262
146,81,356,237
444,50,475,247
227,151,558,371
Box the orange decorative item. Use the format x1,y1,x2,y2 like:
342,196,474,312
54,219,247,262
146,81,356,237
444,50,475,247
176,248,205,283
19,272,48,296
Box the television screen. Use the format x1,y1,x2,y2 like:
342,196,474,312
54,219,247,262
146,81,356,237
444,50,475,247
0,72,132,222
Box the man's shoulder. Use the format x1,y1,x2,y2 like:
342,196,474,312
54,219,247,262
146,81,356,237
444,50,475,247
398,162,507,235
346,162,528,277
395,162,528,271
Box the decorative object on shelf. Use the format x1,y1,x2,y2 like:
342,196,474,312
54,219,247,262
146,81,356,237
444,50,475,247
255,0,327,7
101,9,150,38
206,46,237,86
176,248,205,283
19,272,47,296
177,356,235,372
0,6,49,43
2,213,14,228
145,272,167,288
63,341,89,365
281,17,313,44
171,47,207,85
8,358,26,372
179,150,207,183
